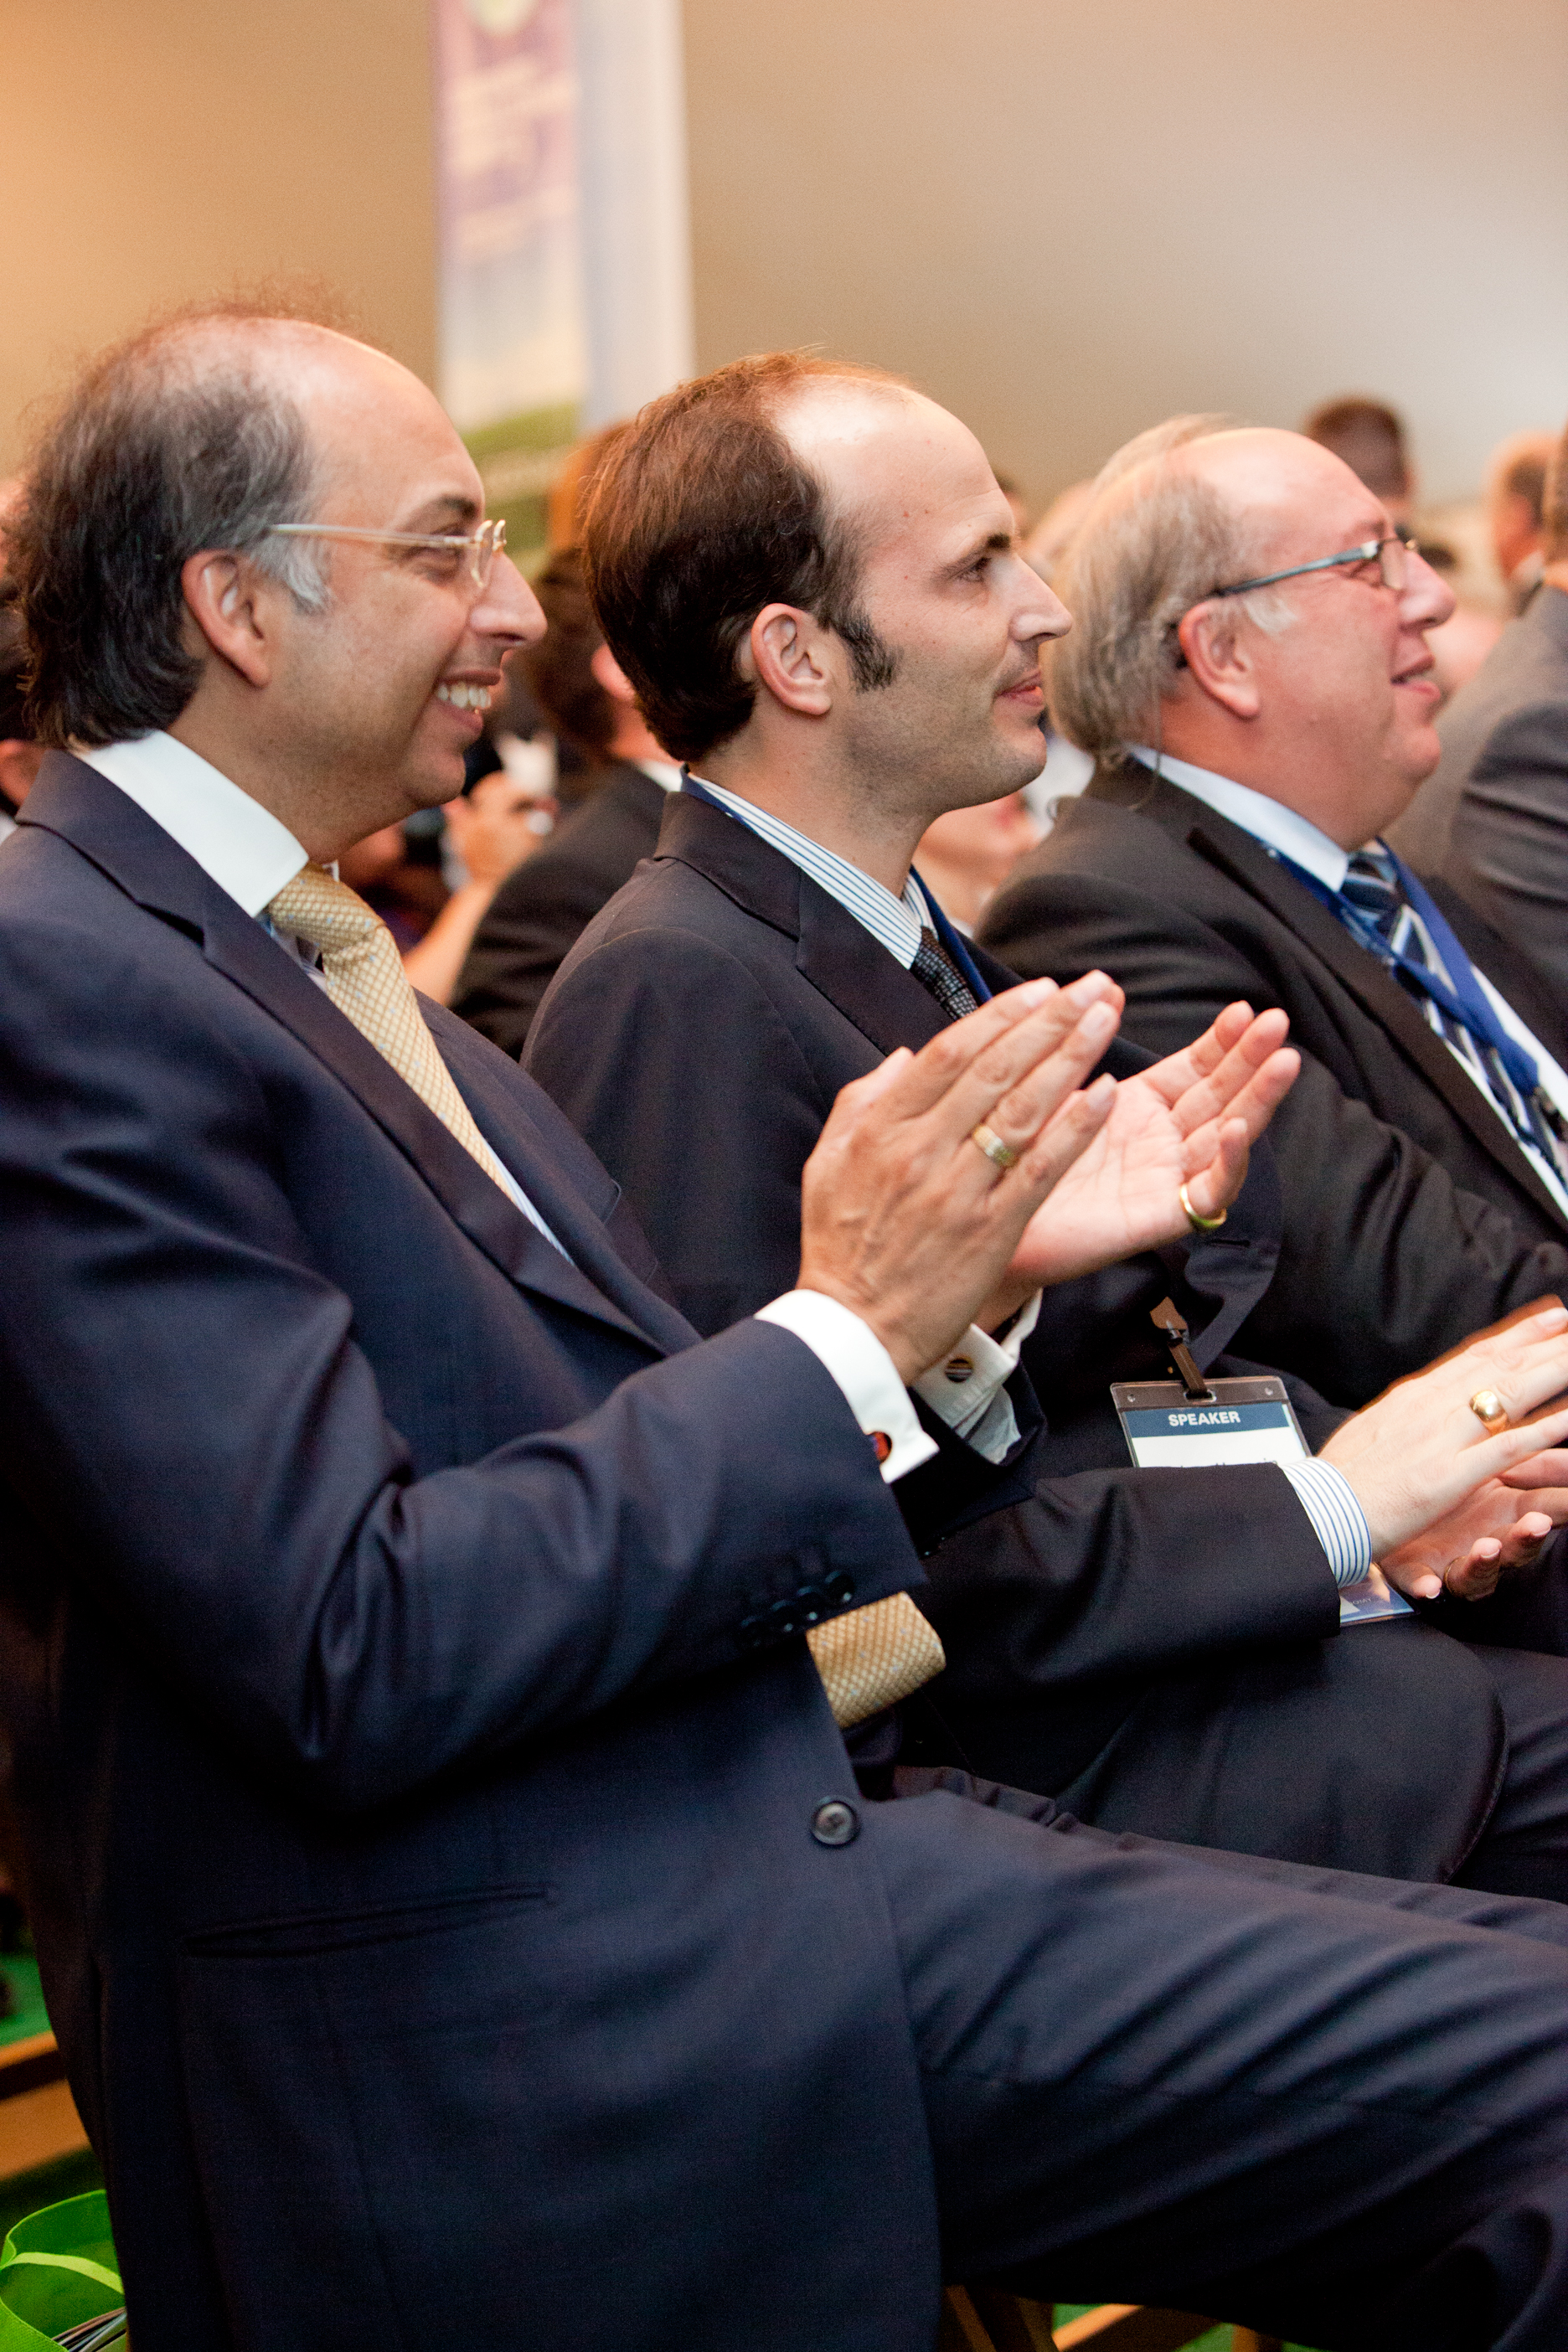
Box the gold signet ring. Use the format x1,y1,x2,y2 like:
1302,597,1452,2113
970,1122,1019,1171
1468,1388,1510,1436
1179,1181,1228,1235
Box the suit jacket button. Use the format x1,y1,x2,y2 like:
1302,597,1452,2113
811,1799,859,1848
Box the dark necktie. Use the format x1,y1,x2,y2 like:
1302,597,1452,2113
910,926,979,1022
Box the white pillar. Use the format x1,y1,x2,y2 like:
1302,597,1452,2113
574,0,695,426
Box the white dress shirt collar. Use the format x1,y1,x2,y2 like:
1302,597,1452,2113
688,774,931,967
1122,745,1351,894
636,760,684,793
77,732,309,915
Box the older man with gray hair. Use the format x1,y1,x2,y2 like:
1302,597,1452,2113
984,421,1568,1447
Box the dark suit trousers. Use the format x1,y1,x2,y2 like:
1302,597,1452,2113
876,1779,1568,2349
1029,1631,1568,1906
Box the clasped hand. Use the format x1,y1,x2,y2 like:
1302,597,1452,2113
1320,1305,1568,1599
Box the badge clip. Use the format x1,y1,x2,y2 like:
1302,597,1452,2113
1150,1297,1217,1403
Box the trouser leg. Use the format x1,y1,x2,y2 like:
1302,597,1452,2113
871,1784,1568,2350
1042,1621,1516,1886
1452,1646,1568,1901
890,1763,1568,1943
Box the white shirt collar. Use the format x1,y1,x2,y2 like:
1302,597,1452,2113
1122,744,1351,894
635,760,684,794
688,774,930,967
76,732,309,916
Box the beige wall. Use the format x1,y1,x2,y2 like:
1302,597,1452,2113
3,1,1564,509
0,0,436,475
681,0,1568,508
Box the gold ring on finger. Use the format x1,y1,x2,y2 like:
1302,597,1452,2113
1179,1181,1227,1235
1468,1387,1510,1436
970,1122,1019,1171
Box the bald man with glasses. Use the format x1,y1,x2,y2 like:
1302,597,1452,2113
984,425,1568,1480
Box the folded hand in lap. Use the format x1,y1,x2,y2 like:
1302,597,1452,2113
1320,1306,1568,1598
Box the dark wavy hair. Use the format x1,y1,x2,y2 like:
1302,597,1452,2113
580,352,908,766
10,298,343,749
520,548,617,757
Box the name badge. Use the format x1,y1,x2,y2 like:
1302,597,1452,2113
1111,1375,1411,1625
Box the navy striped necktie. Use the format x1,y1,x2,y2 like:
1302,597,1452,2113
1341,848,1405,943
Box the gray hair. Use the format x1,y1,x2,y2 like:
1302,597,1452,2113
1050,421,1296,760
13,305,333,749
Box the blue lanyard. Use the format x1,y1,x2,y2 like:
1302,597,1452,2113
911,870,993,1004
1273,841,1543,1107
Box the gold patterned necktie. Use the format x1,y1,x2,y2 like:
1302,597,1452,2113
266,861,942,1729
266,862,514,1199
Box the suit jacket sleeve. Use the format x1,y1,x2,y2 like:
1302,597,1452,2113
451,842,622,1060
0,919,921,1815
983,864,1568,1403
922,1457,1340,1702
1447,692,1568,1021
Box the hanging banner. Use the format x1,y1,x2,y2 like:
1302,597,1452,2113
432,0,587,561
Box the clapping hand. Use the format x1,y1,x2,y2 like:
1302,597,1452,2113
1002,1000,1300,1292
799,973,1125,1383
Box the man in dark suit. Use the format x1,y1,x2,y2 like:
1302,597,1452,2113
453,547,676,1054
13,312,1568,2352
1385,438,1568,1019
982,422,1568,1428
528,354,1568,1876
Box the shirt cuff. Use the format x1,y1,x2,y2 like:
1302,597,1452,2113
1282,1459,1372,1587
756,1291,938,1483
911,1292,1041,1464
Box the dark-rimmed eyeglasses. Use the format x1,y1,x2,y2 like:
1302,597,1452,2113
262,517,507,591
1212,534,1419,600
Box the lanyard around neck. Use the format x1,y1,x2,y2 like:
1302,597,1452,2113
1273,842,1542,1106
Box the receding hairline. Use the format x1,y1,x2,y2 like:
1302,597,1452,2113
1099,425,1382,543
137,313,405,404
772,379,998,567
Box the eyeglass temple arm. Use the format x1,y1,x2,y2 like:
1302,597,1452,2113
1213,537,1408,601
1213,548,1363,598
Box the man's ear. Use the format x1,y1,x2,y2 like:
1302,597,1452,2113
589,640,640,707
0,741,43,810
178,550,276,690
741,603,834,720
1175,600,1263,721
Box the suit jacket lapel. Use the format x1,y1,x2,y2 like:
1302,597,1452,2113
1091,765,1568,1229
658,788,952,1056
429,1008,694,1351
22,756,668,1350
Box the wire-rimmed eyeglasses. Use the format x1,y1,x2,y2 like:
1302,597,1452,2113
262,517,507,591
1212,534,1419,601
